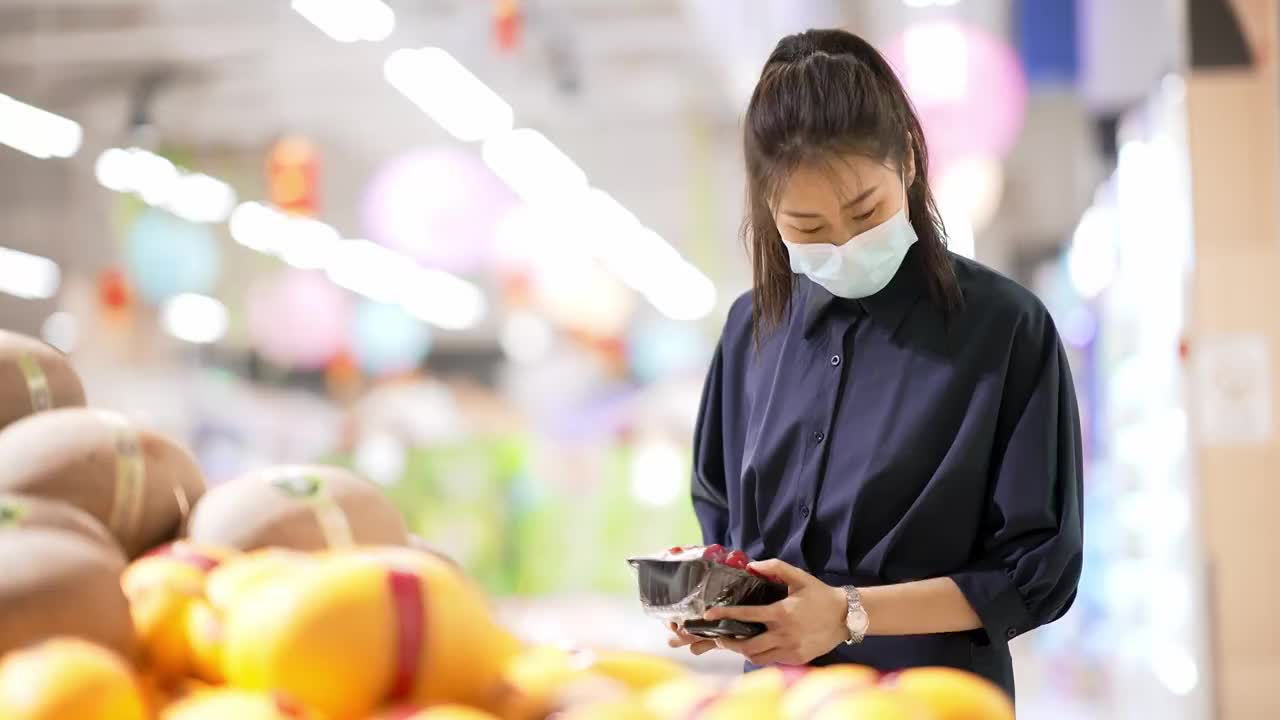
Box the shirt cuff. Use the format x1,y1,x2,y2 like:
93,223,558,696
949,569,1034,644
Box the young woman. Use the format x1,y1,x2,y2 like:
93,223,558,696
668,29,1083,699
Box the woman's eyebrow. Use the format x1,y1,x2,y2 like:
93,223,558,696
779,186,879,218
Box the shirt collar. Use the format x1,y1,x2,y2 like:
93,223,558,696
800,244,926,338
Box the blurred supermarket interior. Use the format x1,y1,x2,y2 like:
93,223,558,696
2,0,1278,717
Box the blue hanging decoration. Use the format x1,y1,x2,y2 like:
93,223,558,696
351,301,432,376
124,208,221,304
626,317,709,384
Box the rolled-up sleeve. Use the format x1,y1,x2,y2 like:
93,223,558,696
950,319,1084,644
691,341,730,547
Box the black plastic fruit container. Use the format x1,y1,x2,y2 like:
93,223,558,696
628,556,788,639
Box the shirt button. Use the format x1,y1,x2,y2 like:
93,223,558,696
813,431,825,443
830,355,841,367
1006,627,1018,640
799,503,811,517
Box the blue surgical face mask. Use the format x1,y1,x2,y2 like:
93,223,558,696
781,178,917,299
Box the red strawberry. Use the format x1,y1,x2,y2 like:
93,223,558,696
725,550,749,570
701,544,727,563
667,546,686,555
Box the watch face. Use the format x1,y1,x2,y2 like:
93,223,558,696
848,605,870,635
844,587,870,638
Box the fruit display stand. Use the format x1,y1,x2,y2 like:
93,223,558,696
0,331,1017,719
0,537,1018,720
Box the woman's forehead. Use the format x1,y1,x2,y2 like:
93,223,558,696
777,154,896,207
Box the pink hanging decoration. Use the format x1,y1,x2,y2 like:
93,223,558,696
361,147,517,275
247,269,351,369
884,21,1029,170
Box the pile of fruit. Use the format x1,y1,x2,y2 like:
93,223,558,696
0,329,1014,719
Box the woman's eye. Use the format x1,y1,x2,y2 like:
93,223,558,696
853,209,876,222
797,226,825,235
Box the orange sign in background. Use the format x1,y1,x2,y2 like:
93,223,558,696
266,135,320,217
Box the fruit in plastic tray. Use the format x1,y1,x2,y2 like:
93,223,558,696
656,544,777,582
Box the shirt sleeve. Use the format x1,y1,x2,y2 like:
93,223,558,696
949,316,1084,644
691,340,731,547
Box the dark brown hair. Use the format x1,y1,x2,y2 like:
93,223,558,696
743,28,963,338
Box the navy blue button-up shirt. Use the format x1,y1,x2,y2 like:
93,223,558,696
691,247,1083,697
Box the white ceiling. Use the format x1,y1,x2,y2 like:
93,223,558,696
0,0,1100,339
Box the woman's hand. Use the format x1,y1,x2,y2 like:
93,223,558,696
667,622,719,656
702,559,849,667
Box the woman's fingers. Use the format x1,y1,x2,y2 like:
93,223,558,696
746,558,813,589
668,623,721,656
716,632,779,658
703,603,779,623
667,623,698,648
744,648,791,667
689,639,718,655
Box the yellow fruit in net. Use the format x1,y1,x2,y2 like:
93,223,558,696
388,705,504,720
160,688,321,720
809,687,927,720
558,699,656,720
573,650,685,691
222,551,517,719
183,598,224,683
781,665,879,719
204,548,310,611
120,542,235,681
641,675,719,719
493,645,582,720
0,637,147,720
886,667,1014,720
121,556,204,679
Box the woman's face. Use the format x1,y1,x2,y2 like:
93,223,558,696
773,153,911,247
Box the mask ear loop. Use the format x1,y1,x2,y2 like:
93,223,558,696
900,172,910,219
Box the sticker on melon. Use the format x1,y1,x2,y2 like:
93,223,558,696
96,411,148,548
170,478,194,536
268,472,355,548
16,353,52,412
0,498,28,529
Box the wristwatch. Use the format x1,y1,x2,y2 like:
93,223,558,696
840,586,870,645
